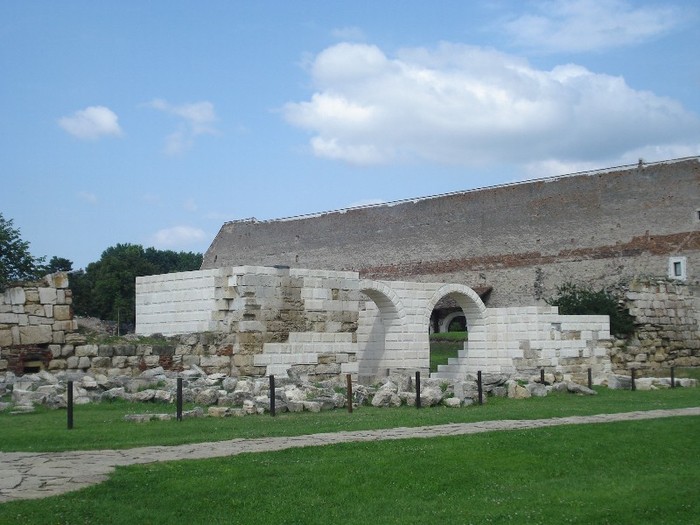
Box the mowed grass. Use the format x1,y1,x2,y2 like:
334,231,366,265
1,416,698,525
0,386,698,452
429,341,461,371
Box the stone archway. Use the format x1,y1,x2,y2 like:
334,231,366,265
356,280,408,381
424,284,487,379
438,311,467,333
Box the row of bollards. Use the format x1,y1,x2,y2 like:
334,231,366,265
66,366,682,429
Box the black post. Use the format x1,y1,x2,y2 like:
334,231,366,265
477,370,483,406
269,375,276,417
415,371,421,409
670,367,675,389
346,374,353,413
631,368,636,391
540,368,545,384
67,380,74,430
176,377,183,421
587,368,593,390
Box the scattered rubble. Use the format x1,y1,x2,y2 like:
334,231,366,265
0,368,695,419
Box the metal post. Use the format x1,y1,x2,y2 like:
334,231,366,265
477,370,483,405
631,368,636,391
415,371,421,409
67,380,74,430
540,368,545,384
176,378,183,421
346,374,353,413
269,375,276,417
588,368,592,390
670,367,675,389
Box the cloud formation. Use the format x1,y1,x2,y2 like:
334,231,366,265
77,191,98,204
150,226,208,249
148,99,217,155
284,42,700,167
502,0,685,53
58,106,123,140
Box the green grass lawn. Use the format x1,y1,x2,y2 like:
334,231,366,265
429,332,466,371
429,341,461,371
1,416,697,524
1,387,698,453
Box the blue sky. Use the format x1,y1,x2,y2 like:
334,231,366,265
2,0,699,270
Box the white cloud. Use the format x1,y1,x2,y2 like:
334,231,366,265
148,99,217,155
502,0,685,53
149,226,208,249
77,191,98,204
283,42,700,167
58,106,122,140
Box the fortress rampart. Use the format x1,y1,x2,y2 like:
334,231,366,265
202,157,700,308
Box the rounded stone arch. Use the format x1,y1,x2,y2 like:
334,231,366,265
423,283,486,328
356,280,410,380
359,279,408,327
439,311,467,333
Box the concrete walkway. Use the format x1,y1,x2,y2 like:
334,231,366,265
1,407,698,503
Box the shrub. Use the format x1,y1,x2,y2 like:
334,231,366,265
546,282,635,338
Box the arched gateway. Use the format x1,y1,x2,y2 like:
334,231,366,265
135,266,612,384
356,280,487,380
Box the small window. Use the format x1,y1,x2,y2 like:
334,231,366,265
668,257,687,281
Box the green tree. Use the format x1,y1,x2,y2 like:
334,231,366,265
44,256,73,273
71,244,203,327
546,282,635,338
0,212,45,290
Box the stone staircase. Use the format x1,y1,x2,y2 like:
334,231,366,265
253,332,358,377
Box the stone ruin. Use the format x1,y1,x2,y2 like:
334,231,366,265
134,265,613,384
1,269,697,415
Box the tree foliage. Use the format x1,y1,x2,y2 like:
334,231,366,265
70,243,203,327
43,256,73,274
0,212,45,290
546,282,635,338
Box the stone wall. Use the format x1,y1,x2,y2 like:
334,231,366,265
136,266,360,376
201,157,700,309
610,279,700,374
135,267,612,383
0,273,78,374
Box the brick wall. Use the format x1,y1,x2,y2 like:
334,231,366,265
201,157,700,308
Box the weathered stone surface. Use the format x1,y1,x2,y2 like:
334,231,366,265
123,414,154,423
526,382,548,397
5,287,25,305
420,386,444,406
195,388,219,405
133,390,156,402
372,389,402,407
606,374,632,390
566,382,597,395
221,377,238,392
207,406,230,418
153,390,172,403
507,382,532,399
302,401,322,412
18,325,52,345
443,397,461,408
101,388,130,401
0,329,12,346
39,288,57,305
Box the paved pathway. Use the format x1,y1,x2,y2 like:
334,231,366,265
1,407,698,503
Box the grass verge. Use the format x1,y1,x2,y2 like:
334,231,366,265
0,387,698,453
1,416,697,524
